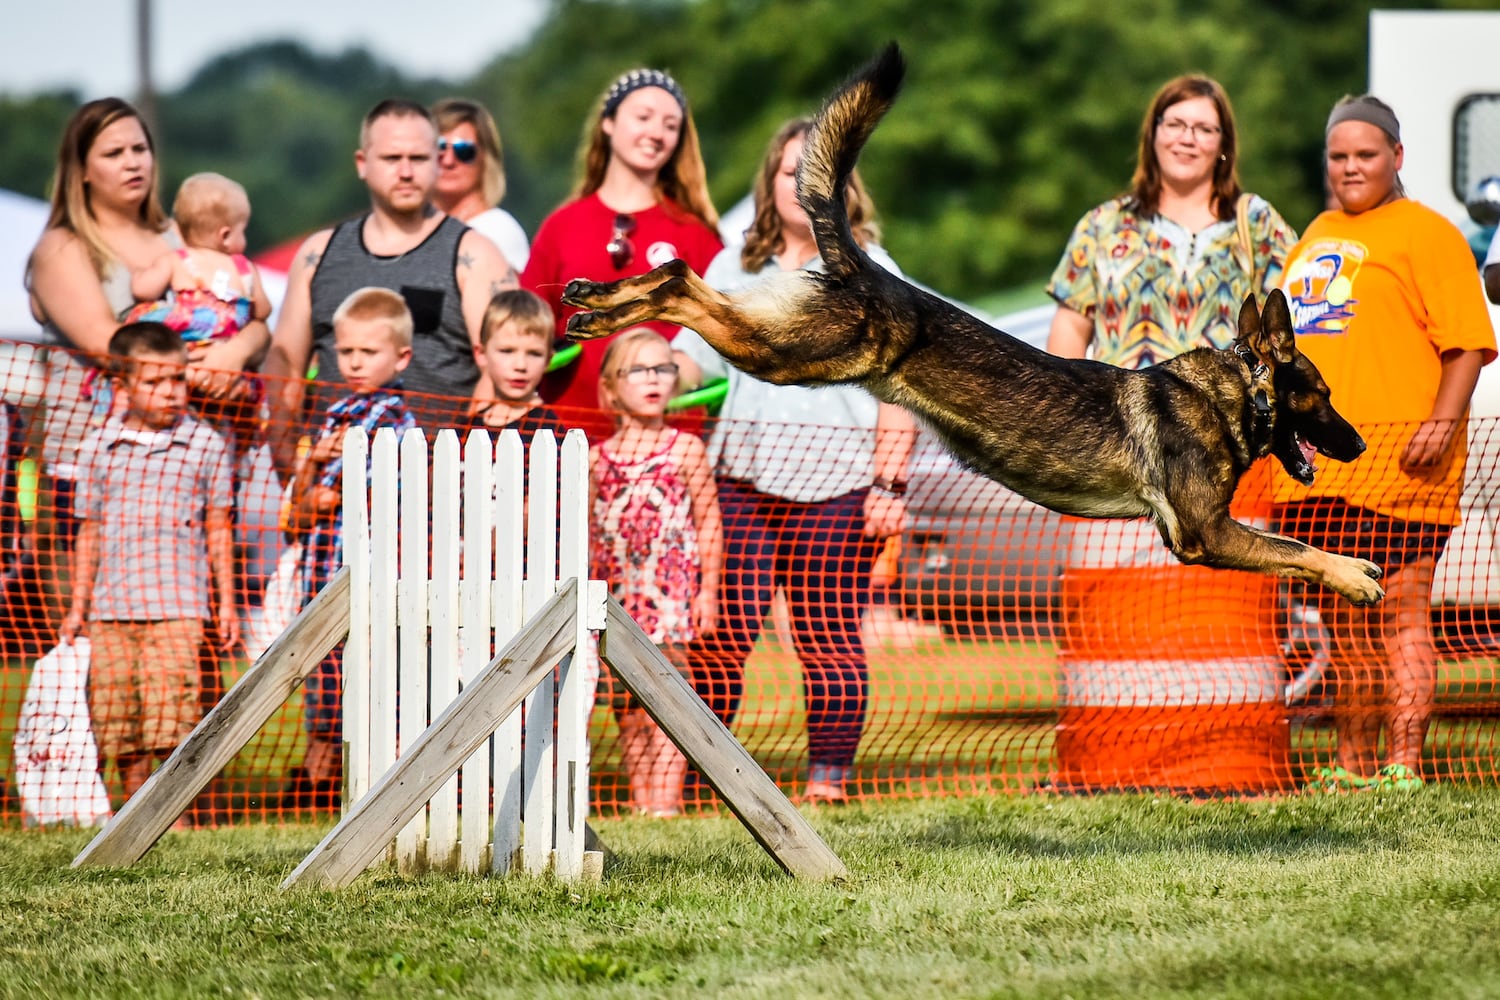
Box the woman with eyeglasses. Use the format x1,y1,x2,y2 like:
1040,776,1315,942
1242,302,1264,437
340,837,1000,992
671,118,917,805
520,67,721,420
431,98,530,274
1046,74,1296,367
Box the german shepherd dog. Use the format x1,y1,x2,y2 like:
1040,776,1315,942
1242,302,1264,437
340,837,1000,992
564,44,1385,605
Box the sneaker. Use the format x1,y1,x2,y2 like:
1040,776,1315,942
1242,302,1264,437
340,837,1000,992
1304,765,1374,793
1373,763,1425,791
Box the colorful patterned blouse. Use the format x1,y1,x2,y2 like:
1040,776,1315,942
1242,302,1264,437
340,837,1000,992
1047,194,1296,369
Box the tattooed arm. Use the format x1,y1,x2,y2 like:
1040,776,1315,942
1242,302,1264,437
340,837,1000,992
455,228,519,401
263,228,333,480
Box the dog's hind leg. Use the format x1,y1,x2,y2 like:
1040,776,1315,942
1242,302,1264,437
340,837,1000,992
1169,512,1385,606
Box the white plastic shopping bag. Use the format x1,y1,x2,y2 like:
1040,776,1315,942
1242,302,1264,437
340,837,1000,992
12,638,112,827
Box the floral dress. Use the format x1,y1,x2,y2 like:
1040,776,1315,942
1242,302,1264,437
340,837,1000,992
591,429,700,643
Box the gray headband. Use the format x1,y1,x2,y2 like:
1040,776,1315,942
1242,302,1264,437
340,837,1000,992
1326,100,1401,144
601,69,687,119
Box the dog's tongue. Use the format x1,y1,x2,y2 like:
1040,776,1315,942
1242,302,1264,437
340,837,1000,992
1299,436,1318,470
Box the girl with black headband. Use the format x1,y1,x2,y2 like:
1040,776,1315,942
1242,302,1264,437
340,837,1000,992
521,66,722,426
1275,94,1497,793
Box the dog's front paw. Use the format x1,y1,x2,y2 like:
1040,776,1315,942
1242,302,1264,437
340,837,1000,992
561,278,612,308
1328,556,1385,606
565,310,613,341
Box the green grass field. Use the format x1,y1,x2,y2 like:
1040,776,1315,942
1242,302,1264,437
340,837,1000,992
3,627,1500,995
6,789,1500,998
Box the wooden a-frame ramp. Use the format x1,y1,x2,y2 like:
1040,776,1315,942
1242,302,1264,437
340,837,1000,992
72,575,847,884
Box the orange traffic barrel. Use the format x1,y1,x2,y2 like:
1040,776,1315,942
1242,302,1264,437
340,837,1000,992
1052,460,1291,793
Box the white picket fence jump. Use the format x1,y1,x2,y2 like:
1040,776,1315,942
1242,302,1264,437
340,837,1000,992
73,423,845,885
342,425,594,876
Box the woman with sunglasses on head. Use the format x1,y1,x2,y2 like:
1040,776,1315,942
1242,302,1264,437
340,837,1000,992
671,118,917,805
1046,74,1295,367
431,98,531,273
520,67,721,422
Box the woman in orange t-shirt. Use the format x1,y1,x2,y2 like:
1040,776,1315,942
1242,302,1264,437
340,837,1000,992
1275,95,1496,792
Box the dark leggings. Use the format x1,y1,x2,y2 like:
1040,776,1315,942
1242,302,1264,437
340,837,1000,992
692,479,876,768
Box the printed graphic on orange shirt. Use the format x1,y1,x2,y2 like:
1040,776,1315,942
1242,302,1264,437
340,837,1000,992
1283,239,1368,336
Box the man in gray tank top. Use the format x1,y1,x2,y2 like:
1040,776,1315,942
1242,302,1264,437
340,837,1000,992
263,98,516,475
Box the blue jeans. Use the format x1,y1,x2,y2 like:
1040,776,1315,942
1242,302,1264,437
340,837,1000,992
692,479,876,768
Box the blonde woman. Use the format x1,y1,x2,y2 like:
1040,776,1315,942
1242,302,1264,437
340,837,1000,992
26,98,266,616
672,118,916,804
431,97,531,272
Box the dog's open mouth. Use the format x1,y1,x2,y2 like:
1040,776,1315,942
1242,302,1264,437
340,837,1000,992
1292,433,1319,484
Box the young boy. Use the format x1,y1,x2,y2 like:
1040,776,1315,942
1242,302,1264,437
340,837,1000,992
469,289,567,447
60,321,238,801
287,287,417,800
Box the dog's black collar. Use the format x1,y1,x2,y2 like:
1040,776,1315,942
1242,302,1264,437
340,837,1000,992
1233,342,1268,381
1233,342,1275,438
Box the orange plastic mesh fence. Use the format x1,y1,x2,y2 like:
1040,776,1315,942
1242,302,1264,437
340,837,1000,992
2,341,1498,827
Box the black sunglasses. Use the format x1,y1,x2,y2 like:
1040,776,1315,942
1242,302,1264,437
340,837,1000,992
438,138,479,164
606,213,637,270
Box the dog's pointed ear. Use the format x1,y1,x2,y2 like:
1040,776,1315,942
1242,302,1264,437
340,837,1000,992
1260,289,1298,363
1237,293,1261,344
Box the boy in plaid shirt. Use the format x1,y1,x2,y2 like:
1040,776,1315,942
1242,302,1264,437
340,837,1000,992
287,287,417,794
60,322,237,801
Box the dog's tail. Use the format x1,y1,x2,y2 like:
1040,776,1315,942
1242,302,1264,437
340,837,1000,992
799,43,905,279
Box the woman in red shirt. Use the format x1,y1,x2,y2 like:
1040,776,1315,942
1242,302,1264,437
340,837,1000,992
522,68,722,427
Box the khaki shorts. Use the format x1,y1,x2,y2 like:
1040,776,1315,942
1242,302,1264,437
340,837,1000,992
88,619,203,760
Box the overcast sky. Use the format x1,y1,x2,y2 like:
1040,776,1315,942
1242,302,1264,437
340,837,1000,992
0,0,548,99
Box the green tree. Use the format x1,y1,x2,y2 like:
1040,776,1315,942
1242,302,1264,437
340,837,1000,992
0,91,82,201
157,41,453,254
0,0,1477,299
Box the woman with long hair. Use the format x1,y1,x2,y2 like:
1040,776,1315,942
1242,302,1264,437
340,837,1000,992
1046,75,1296,368
521,67,722,418
672,118,916,804
26,99,267,625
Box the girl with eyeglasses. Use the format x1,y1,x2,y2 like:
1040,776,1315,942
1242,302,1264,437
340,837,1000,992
590,327,722,817
431,98,531,274
521,67,722,424
1046,74,1296,369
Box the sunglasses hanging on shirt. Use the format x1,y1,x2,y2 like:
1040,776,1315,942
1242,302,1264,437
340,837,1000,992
607,213,637,270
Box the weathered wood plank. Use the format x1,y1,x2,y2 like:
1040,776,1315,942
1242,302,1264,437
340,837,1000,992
600,598,849,882
73,569,352,868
